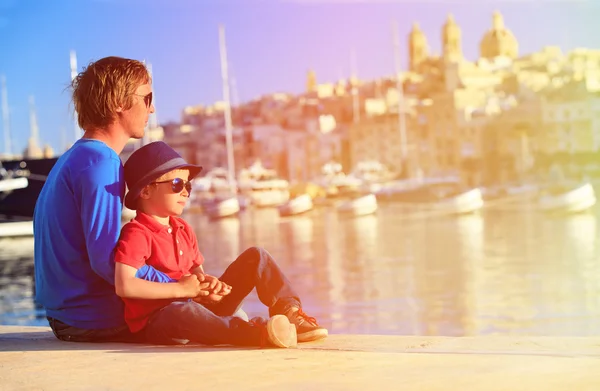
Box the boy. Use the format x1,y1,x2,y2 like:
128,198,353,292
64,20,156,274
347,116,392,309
114,141,328,347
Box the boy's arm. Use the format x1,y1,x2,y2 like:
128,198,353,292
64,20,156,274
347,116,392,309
115,262,200,299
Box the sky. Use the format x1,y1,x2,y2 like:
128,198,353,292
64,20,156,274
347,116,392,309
0,0,599,155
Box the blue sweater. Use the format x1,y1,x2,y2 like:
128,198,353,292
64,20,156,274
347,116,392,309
33,139,173,329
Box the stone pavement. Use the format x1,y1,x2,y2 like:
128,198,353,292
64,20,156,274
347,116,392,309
1,326,599,390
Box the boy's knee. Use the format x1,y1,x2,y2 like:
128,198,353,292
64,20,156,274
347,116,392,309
240,246,262,259
237,246,270,268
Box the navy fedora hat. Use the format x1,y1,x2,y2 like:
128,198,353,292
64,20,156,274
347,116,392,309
123,141,203,210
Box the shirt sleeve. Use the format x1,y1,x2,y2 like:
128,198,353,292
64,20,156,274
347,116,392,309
76,157,126,285
114,224,151,270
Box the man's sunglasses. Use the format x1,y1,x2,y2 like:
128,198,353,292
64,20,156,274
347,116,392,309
152,178,192,194
134,92,153,108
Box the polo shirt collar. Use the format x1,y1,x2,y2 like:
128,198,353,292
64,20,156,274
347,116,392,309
134,212,185,233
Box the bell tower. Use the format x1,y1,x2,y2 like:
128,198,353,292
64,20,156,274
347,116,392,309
409,22,429,72
306,69,317,93
442,14,463,63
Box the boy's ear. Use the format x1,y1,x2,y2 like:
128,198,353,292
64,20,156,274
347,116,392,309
139,184,153,200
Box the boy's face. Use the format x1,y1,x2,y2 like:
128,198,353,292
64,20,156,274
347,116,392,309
140,168,191,217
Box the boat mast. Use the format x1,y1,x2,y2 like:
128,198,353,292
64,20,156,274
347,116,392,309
392,21,409,175
70,50,82,142
218,24,236,193
1,75,12,156
143,61,158,146
28,96,40,157
351,48,360,124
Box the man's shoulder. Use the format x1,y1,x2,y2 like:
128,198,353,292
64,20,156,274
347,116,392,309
68,140,122,172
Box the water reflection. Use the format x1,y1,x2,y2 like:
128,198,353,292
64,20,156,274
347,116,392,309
466,211,600,336
1,206,600,336
0,236,46,326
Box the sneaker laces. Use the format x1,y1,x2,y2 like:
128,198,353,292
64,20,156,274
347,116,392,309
297,309,318,326
249,317,267,348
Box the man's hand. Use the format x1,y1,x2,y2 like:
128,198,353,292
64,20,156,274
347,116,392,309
177,274,210,298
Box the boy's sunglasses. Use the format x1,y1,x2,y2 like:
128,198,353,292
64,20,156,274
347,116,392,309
152,177,192,194
133,92,153,108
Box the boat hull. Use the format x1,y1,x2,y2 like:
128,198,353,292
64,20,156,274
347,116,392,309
539,183,597,214
338,194,378,217
204,197,240,219
0,157,58,218
279,194,313,217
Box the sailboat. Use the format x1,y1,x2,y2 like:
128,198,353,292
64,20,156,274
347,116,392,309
203,24,240,220
335,47,379,216
374,22,483,215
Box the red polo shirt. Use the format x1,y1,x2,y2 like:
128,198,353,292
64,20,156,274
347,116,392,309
114,212,204,332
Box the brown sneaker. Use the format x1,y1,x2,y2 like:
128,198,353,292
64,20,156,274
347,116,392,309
251,315,297,348
286,308,328,342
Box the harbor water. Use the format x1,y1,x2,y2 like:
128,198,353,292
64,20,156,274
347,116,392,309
1,203,599,336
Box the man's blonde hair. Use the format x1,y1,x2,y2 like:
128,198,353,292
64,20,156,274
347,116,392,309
71,56,150,130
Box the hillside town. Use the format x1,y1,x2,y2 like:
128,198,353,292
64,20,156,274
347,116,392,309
7,11,600,190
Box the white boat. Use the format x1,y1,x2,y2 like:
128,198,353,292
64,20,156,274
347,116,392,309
0,176,27,192
350,160,397,193
0,220,33,237
433,187,484,215
315,162,363,198
278,194,313,217
337,193,378,216
238,160,290,207
204,196,240,219
191,167,235,205
0,163,33,238
538,182,596,214
376,179,484,215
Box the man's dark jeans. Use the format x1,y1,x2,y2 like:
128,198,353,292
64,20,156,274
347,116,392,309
47,317,143,343
142,246,301,346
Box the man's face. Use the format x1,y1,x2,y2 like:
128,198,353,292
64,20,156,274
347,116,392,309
120,83,154,139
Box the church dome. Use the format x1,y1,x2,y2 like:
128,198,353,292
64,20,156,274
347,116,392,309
480,11,518,59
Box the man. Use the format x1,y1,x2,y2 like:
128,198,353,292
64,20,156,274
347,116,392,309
33,56,189,342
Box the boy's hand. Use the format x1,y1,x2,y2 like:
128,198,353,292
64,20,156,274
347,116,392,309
178,274,210,298
192,274,232,304
198,274,232,296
